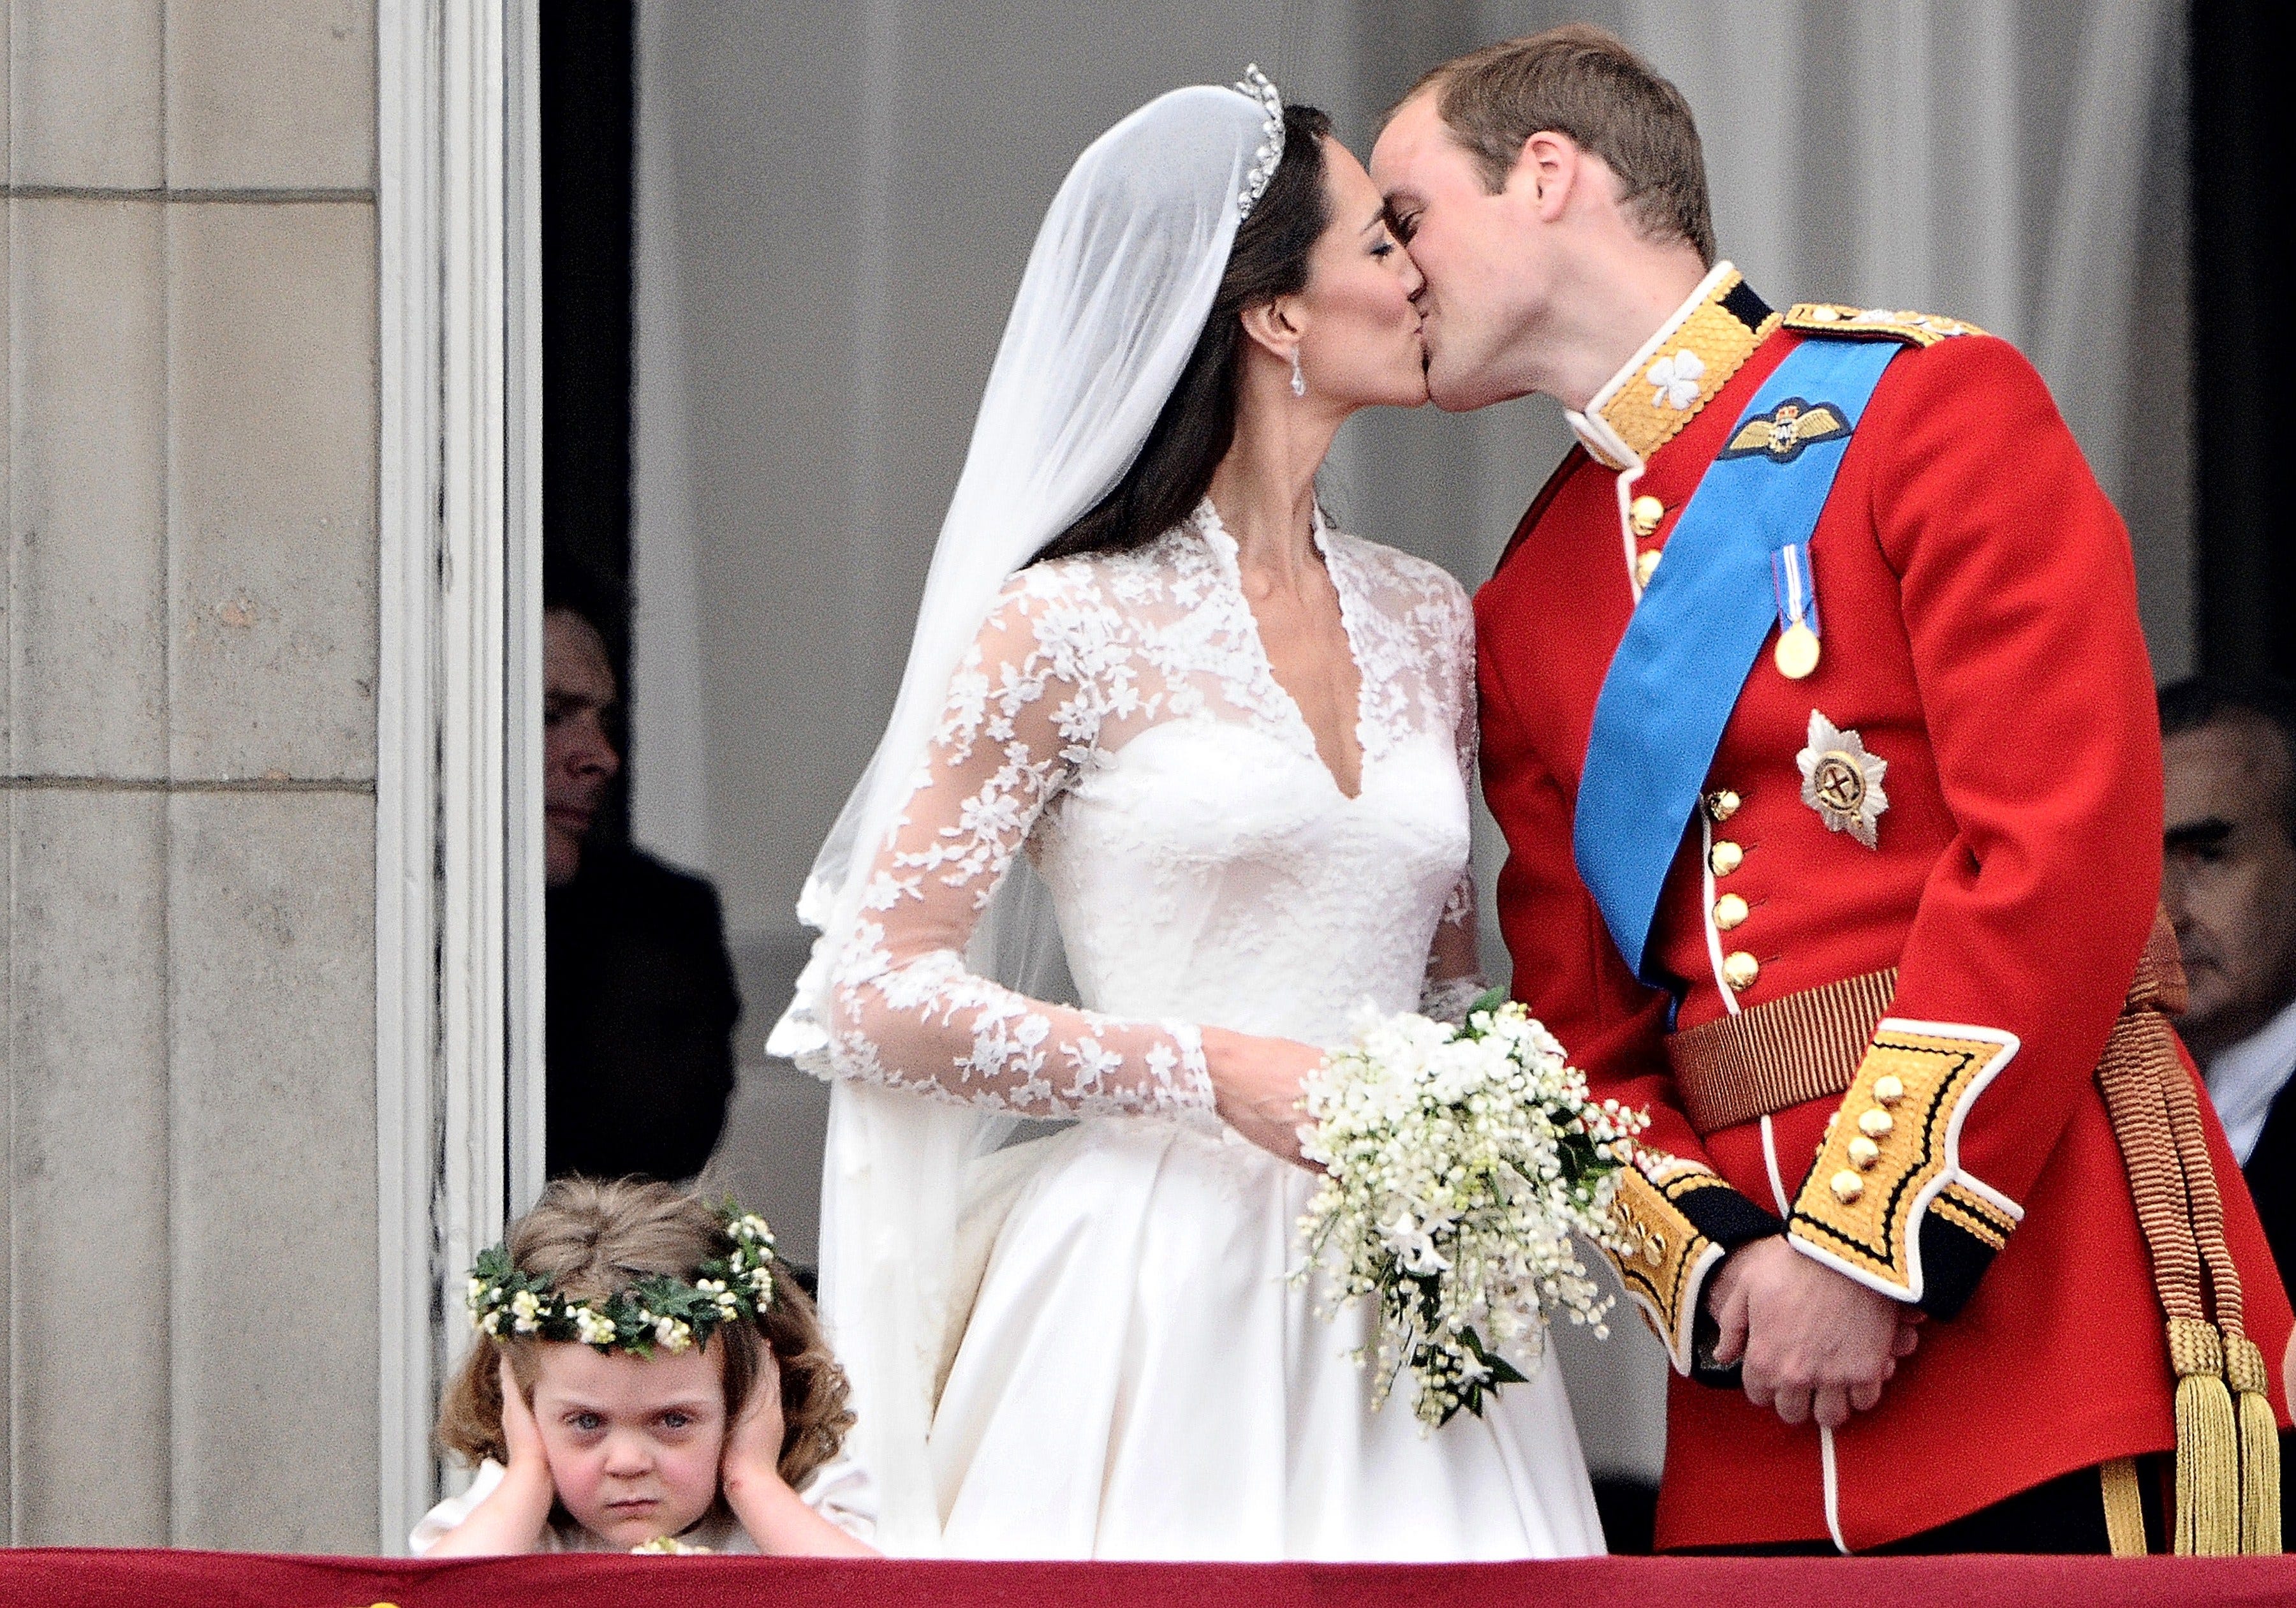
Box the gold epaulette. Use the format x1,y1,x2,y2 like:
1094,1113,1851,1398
1784,302,1986,348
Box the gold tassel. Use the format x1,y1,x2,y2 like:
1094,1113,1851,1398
2171,1317,2242,1556
2223,1333,2283,1554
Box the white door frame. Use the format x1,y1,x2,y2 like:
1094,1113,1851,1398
376,0,546,1552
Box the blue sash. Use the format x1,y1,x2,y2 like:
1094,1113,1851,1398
1572,337,1899,982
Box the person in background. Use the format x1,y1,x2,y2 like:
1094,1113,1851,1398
2163,677,2296,1291
545,596,739,1183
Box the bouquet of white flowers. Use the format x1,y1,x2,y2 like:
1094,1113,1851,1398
1292,989,1647,1429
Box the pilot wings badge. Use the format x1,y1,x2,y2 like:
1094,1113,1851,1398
1719,395,1851,465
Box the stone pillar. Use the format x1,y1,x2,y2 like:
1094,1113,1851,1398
3,1,381,1550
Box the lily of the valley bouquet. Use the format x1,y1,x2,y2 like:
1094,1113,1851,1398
1293,989,1646,1428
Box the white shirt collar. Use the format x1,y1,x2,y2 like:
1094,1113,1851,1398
2205,992,2296,1165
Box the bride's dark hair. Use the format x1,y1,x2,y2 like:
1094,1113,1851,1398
1032,102,1335,566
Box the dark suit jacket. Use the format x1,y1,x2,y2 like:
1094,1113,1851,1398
2245,1069,2296,1301
546,844,739,1183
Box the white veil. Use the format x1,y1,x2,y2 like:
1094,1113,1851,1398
767,77,1283,1551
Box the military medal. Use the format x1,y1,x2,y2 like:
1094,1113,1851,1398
1797,709,1888,848
1775,622,1820,679
1770,542,1822,679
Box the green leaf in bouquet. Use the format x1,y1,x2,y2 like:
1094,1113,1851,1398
1554,1128,1627,1193
1434,1328,1530,1426
1463,985,1511,1029
1478,1345,1529,1388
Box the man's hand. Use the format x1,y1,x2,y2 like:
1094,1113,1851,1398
1707,1235,1923,1429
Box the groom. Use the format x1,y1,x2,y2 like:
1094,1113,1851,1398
1371,26,2292,1554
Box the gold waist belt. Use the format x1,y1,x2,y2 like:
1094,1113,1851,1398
1666,968,1898,1136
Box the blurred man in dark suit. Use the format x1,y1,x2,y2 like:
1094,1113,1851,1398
544,600,737,1182
2163,677,2296,1290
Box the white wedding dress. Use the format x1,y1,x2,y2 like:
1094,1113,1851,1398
820,500,1605,1560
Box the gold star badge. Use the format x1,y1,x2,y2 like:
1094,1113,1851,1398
1797,709,1888,849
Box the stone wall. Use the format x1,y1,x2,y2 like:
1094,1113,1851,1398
2,1,380,1550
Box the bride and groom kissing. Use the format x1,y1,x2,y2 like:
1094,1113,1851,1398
769,24,2292,1561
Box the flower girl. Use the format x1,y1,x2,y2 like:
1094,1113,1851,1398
413,1177,877,1556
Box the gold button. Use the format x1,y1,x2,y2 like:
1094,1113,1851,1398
1712,892,1749,931
1721,951,1760,992
1873,1075,1905,1106
1830,1170,1865,1204
1848,1135,1881,1170
1858,1108,1894,1139
1705,789,1741,823
1630,494,1665,537
1635,548,1662,588
1709,839,1744,876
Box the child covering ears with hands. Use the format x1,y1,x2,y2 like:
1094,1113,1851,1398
413,1177,876,1556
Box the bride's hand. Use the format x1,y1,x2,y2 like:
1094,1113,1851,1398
1201,1027,1324,1166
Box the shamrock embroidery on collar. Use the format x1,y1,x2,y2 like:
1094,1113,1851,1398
1646,349,1707,411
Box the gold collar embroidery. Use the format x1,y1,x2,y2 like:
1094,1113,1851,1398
1567,262,1783,471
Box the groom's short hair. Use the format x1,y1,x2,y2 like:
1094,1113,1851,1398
1399,25,1715,265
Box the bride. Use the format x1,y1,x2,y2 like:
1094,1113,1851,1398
771,70,1603,1559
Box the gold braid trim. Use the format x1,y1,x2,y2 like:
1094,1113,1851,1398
1786,1026,2013,1299
1588,267,1781,464
1607,1165,1719,1375
2101,1456,2150,1557
2156,984,2281,1554
1931,1186,2012,1252
2097,912,2279,1554
1781,303,1986,348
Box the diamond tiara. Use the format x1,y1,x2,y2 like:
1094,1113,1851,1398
1235,64,1285,220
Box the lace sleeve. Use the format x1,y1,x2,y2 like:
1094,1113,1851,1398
824,572,1213,1119
1421,577,1487,1024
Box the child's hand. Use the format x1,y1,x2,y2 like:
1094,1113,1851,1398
499,1352,548,1475
721,1352,788,1487
716,1352,875,1556
417,1350,557,1556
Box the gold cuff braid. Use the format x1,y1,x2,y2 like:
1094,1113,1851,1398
1786,1023,2019,1301
1607,1165,1724,1375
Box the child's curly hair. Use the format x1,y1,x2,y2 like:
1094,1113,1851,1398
437,1177,855,1491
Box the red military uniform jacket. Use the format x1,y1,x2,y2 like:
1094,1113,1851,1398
1477,265,2293,1551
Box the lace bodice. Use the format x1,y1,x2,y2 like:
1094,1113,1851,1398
825,501,1483,1121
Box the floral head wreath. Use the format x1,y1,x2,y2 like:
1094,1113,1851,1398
1235,63,1284,220
465,1203,778,1357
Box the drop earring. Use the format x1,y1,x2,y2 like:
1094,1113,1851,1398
1289,348,1306,398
